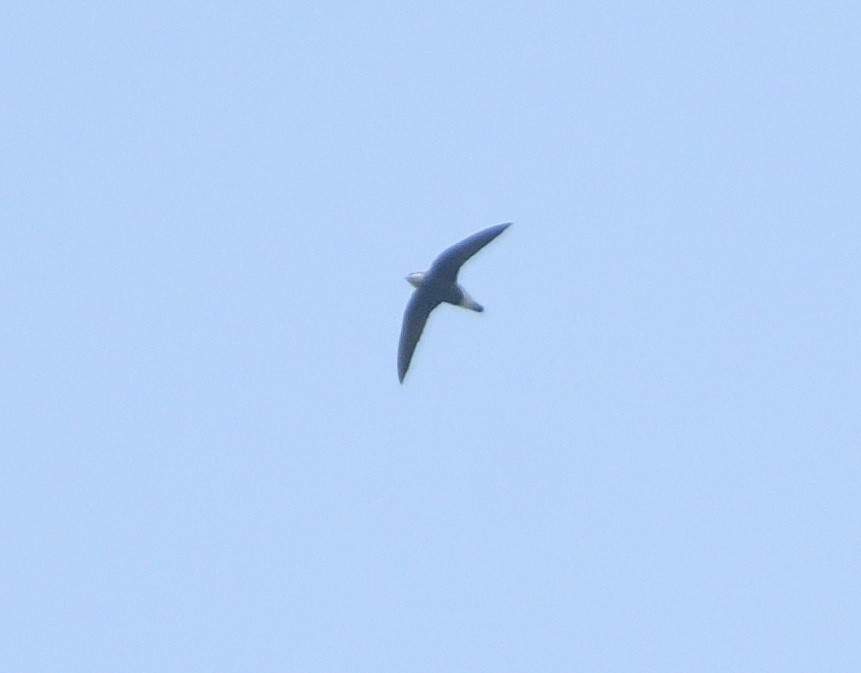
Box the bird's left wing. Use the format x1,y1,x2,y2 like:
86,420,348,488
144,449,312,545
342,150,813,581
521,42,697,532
428,222,511,284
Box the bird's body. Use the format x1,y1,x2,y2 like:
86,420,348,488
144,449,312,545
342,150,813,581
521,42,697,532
397,223,511,382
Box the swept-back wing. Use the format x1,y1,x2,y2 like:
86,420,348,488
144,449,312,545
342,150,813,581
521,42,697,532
398,292,441,382
428,223,511,284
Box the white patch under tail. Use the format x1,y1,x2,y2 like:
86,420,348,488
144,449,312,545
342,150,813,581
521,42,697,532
458,288,483,312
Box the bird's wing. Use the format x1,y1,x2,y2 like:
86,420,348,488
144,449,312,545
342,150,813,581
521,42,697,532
398,292,441,383
428,222,511,284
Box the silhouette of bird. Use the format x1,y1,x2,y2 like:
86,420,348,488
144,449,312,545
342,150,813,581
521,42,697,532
398,223,511,383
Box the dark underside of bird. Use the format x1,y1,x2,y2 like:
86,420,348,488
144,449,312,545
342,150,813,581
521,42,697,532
397,222,511,383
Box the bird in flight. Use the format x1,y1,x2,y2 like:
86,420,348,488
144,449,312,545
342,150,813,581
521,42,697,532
398,222,511,383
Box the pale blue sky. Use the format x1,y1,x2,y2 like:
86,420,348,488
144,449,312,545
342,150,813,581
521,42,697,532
2,2,859,671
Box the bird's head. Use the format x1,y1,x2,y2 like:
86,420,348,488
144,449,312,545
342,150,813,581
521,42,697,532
405,272,426,289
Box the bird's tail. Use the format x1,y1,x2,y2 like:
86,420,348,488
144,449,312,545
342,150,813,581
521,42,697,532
458,288,484,312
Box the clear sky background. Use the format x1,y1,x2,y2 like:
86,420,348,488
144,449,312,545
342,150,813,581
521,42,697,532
3,2,859,671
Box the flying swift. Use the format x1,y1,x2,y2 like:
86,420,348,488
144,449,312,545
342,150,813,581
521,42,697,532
398,222,511,383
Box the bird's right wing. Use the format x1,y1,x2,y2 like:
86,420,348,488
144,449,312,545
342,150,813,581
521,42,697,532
428,222,511,283
398,292,440,383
